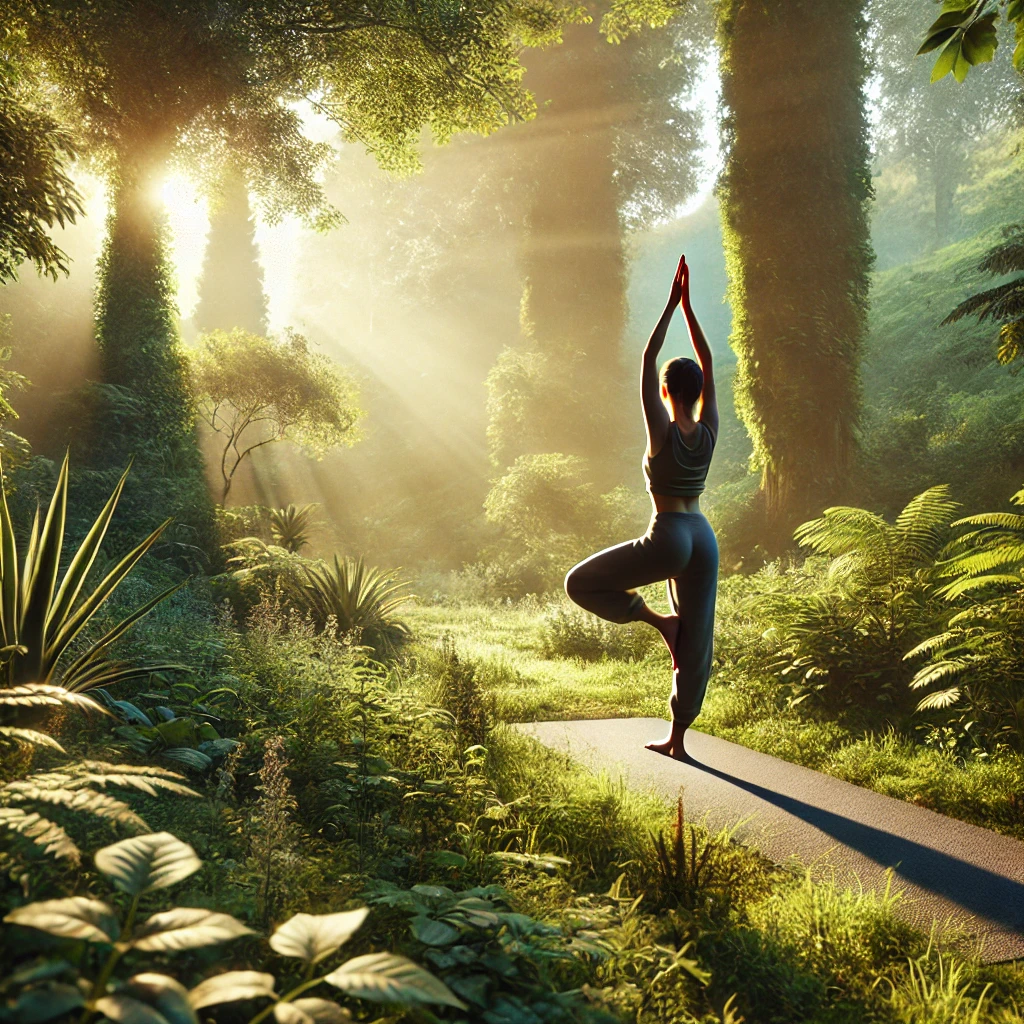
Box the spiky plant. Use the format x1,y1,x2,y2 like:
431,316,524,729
299,555,412,659
0,683,198,863
0,453,184,692
269,502,319,553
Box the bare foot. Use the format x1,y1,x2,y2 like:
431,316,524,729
654,614,680,667
645,724,690,762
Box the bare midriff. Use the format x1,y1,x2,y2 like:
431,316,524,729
650,491,702,514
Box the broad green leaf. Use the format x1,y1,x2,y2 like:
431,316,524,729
917,25,960,54
954,49,972,81
14,984,85,1023
324,952,466,1009
410,884,452,900
95,994,169,1024
104,975,197,1024
95,833,201,895
274,1003,312,1024
159,748,213,772
410,916,460,946
961,13,998,64
290,999,352,1024
1014,34,1024,70
931,35,963,82
188,972,276,1009
4,897,119,943
269,908,369,964
133,908,255,951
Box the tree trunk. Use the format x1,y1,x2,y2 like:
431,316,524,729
90,158,213,540
488,21,634,488
717,0,873,533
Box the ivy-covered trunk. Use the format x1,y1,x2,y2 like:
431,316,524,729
88,160,213,545
716,0,873,528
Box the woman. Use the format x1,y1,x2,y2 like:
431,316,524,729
564,255,719,762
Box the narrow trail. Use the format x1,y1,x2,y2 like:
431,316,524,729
514,718,1024,963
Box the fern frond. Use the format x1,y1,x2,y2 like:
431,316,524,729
937,573,1023,600
915,687,963,711
27,764,198,799
943,545,1024,577
0,807,78,861
895,486,959,565
908,659,970,689
0,726,65,751
3,785,147,831
903,632,960,661
795,507,890,555
951,512,1024,531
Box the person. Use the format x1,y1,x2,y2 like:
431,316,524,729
564,255,719,762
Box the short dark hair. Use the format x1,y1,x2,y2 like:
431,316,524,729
660,357,703,406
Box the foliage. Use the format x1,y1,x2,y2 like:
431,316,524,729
270,504,321,554
426,634,491,749
716,0,874,528
364,878,614,1023
297,555,412,659
0,454,185,693
943,222,1024,369
0,60,82,283
2,831,465,1020
917,0,1023,82
539,604,659,663
484,454,646,591
646,797,742,916
0,682,199,863
191,329,362,501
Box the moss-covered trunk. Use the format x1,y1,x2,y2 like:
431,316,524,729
717,0,873,529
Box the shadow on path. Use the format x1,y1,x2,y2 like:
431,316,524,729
685,754,1024,934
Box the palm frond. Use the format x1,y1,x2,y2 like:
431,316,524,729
937,573,1023,600
269,503,320,554
4,786,147,831
943,277,1024,324
0,683,105,712
904,631,960,662
0,726,64,750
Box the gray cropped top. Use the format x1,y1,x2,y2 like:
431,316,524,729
643,421,716,497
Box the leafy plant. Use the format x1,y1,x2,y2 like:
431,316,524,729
364,879,603,1022
3,831,465,1022
539,604,658,663
0,682,199,862
0,453,184,694
270,504,320,554
647,797,742,916
298,555,412,659
428,634,490,748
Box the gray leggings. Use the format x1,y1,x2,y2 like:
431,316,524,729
564,512,719,723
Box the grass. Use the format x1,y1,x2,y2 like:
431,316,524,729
405,598,1024,841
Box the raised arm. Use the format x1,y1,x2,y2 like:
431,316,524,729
680,260,719,441
641,256,684,457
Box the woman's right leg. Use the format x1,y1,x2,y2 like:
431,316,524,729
564,519,691,624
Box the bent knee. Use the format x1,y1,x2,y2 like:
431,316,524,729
564,563,589,603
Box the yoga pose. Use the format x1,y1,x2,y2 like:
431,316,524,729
564,255,719,761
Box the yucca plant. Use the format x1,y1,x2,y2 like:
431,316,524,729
299,555,412,659
3,832,465,1022
0,453,184,693
0,683,199,862
269,503,319,554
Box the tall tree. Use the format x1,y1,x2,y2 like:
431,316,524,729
715,0,873,529
6,0,581,504
871,0,1015,246
486,7,707,487
194,169,269,337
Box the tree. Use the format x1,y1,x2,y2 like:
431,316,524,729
194,168,269,337
0,61,82,283
715,0,874,530
486,3,709,488
5,0,582,484
871,0,1015,245
190,329,362,501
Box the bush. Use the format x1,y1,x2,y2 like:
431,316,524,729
539,604,660,663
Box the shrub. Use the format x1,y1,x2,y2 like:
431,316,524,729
427,634,490,749
539,604,659,663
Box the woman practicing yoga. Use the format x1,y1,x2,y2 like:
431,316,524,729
564,255,719,762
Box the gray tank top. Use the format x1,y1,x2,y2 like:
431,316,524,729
643,421,716,497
